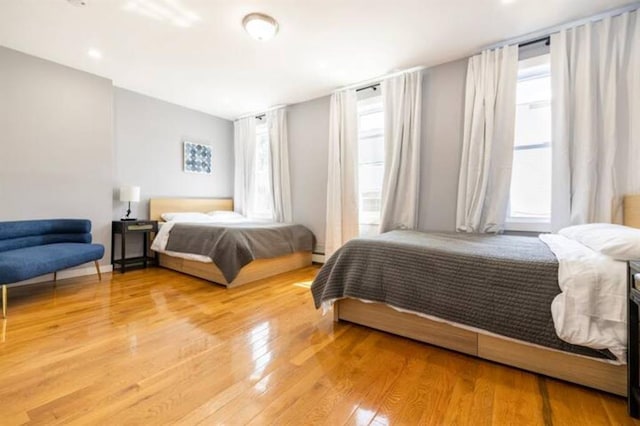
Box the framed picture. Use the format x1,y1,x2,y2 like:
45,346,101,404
183,141,212,174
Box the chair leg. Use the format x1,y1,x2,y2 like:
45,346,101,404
95,261,102,281
2,285,6,319
53,271,57,288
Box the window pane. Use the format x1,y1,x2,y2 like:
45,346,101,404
357,97,384,236
509,147,551,218
250,123,273,219
508,54,552,224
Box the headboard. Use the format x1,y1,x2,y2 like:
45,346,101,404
625,194,640,228
149,198,233,222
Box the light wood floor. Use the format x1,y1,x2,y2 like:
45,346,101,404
0,266,637,425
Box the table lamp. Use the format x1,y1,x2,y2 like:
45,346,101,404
120,185,140,221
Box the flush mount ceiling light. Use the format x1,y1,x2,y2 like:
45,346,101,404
242,13,279,41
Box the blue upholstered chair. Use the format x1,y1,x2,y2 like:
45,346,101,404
0,219,105,317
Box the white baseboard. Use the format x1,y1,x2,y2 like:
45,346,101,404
5,264,113,288
312,253,325,264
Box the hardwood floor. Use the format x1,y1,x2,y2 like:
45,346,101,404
0,266,636,425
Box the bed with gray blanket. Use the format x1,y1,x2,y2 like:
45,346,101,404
166,222,314,283
311,230,613,361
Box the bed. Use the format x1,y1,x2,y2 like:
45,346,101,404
149,198,313,287
311,196,640,397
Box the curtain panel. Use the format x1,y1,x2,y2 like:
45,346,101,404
267,108,292,223
551,10,640,229
233,116,256,216
456,45,519,233
379,69,423,233
325,90,359,258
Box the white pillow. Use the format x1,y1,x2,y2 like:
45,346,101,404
160,212,212,222
558,223,640,261
206,211,245,220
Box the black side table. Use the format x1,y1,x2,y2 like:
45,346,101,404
111,220,158,273
628,260,640,418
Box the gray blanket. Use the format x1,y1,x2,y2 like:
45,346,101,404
166,222,313,282
311,230,612,360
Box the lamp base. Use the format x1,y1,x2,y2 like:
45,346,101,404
120,217,137,221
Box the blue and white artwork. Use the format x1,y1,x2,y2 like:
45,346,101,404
183,141,212,174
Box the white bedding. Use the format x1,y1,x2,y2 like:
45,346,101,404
151,214,253,263
539,233,627,362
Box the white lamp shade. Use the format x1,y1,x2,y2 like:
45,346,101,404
119,186,141,202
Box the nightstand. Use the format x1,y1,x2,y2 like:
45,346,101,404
111,220,158,273
629,260,640,418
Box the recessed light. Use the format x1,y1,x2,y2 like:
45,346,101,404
87,48,102,60
242,13,279,41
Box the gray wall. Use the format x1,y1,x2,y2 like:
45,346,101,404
288,96,331,253
0,46,114,266
113,88,233,220
418,58,467,231
288,58,468,253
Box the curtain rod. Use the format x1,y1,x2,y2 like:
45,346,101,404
235,104,286,121
482,2,639,52
356,83,380,93
519,36,550,49
334,65,425,93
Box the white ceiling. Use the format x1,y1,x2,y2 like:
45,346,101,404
0,0,634,120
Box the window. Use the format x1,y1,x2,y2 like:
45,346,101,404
357,93,385,236
249,121,273,219
506,53,552,232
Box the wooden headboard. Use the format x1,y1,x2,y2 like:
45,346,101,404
149,198,233,221
625,195,640,228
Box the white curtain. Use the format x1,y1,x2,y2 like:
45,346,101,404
233,116,256,216
456,45,519,233
267,108,292,223
551,10,640,230
325,90,359,258
379,70,423,232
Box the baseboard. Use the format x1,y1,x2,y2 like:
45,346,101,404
5,264,113,288
312,253,325,264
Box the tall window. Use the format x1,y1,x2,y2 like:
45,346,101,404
357,93,385,236
507,53,552,231
249,121,273,219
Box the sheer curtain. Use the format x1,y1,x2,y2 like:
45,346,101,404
325,90,358,258
233,116,256,216
456,45,519,233
379,69,422,232
267,108,292,223
551,10,640,230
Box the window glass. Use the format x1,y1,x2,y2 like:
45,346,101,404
357,95,384,236
507,54,552,227
250,122,273,219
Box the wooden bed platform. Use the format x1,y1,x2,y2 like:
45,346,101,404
334,298,626,396
149,198,312,288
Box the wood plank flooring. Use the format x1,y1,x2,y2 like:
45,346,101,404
0,266,636,425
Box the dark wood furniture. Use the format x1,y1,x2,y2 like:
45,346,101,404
111,220,158,273
629,260,640,417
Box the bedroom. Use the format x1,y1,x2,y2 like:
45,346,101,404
0,0,639,424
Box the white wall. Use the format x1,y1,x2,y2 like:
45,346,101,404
113,88,233,220
287,58,468,253
0,46,114,265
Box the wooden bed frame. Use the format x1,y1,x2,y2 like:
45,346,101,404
149,198,312,287
333,195,640,397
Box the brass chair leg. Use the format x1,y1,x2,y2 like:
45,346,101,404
95,261,102,281
2,285,6,319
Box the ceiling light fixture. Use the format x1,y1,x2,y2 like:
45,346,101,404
87,48,102,59
242,13,278,41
